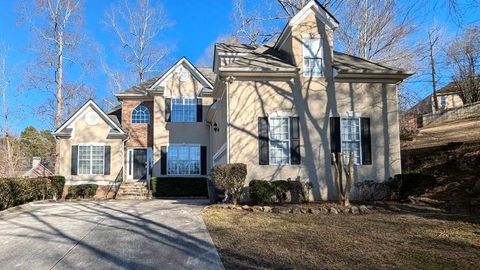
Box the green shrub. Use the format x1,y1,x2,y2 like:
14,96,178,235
151,177,208,197
249,180,276,204
66,184,98,199
272,180,305,202
210,163,247,204
249,180,308,204
0,177,63,211
47,176,66,198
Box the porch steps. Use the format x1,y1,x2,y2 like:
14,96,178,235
116,182,151,200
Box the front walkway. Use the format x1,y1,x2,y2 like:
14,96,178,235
0,200,224,270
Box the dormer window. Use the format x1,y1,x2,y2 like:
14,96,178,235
303,38,323,77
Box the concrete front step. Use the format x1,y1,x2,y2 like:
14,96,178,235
118,191,148,196
121,182,147,186
115,181,150,200
118,187,147,192
116,195,150,200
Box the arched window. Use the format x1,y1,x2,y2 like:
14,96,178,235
131,105,150,124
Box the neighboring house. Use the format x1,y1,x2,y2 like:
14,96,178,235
22,157,54,178
411,82,465,116
53,0,412,200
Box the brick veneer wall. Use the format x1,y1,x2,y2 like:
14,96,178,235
121,100,154,147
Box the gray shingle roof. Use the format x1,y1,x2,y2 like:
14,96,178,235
215,43,297,72
117,76,160,96
197,67,216,84
333,51,411,75
116,66,216,96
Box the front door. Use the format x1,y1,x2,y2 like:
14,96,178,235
133,149,148,180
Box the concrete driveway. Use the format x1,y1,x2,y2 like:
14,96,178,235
0,200,224,270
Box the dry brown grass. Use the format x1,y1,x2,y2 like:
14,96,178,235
403,116,480,150
203,207,480,270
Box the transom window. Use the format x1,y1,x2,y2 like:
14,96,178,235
171,98,196,122
303,38,323,77
131,105,150,124
341,117,361,165
269,117,290,165
167,145,200,175
78,145,104,175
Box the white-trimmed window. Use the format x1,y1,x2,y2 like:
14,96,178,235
303,38,323,77
78,145,105,175
269,117,290,165
167,145,200,175
131,105,150,124
171,98,196,122
341,117,361,165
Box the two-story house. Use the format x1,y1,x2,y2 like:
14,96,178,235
53,0,412,200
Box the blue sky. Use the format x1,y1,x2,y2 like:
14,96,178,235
0,0,233,133
0,0,478,134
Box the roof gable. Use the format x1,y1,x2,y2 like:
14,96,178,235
274,0,339,50
54,100,125,135
148,57,214,92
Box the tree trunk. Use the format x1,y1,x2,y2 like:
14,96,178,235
429,32,439,112
55,34,64,128
331,153,343,204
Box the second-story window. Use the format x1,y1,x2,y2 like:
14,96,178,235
172,98,196,122
303,38,323,77
131,105,150,124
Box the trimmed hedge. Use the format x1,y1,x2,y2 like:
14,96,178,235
66,184,98,199
151,177,208,197
249,180,308,204
0,176,66,211
210,163,247,203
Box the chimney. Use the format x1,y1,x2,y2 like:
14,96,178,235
32,157,42,168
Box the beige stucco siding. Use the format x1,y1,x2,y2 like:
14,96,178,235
211,97,228,163
152,65,213,177
58,106,124,184
226,77,401,200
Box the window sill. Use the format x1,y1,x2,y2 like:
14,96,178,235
302,75,325,79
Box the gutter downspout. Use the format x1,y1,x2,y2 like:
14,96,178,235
224,75,235,164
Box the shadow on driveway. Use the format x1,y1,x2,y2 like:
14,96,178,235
0,200,224,270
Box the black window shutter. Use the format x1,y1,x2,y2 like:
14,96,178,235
197,99,203,122
290,117,301,164
330,117,341,164
165,98,171,122
258,117,269,165
71,145,78,175
160,146,167,175
361,117,372,165
104,146,111,175
200,146,207,175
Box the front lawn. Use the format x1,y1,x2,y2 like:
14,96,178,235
203,206,480,269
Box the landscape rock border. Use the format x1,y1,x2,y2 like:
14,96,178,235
217,203,376,215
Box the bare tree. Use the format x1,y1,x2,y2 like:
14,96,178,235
446,26,480,104
0,46,8,136
105,0,172,83
336,0,417,69
0,47,24,177
426,26,443,111
18,0,92,129
232,0,344,45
